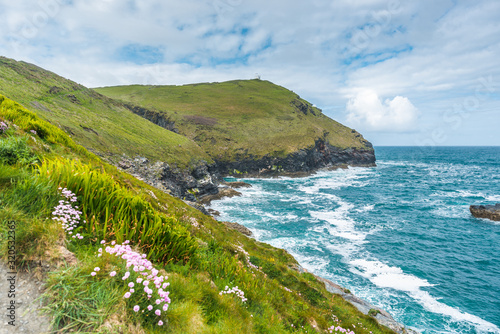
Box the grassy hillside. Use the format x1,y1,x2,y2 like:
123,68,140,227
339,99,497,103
95,80,372,162
0,56,210,168
0,92,395,333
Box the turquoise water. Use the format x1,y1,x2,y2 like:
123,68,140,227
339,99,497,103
209,147,500,333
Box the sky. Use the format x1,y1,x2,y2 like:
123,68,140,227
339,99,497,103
1,0,499,146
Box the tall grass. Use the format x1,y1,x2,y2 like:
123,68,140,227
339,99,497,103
0,94,90,157
37,158,197,264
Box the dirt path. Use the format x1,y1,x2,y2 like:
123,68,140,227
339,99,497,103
0,263,52,334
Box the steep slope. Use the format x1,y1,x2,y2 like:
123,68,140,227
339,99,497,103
0,57,209,167
0,93,403,334
0,56,217,199
96,80,375,175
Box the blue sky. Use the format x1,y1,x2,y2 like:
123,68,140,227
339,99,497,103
0,0,499,146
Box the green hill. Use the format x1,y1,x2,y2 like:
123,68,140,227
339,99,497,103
0,56,210,168
95,80,374,170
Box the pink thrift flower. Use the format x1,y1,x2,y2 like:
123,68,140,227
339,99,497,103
155,299,161,305
158,320,163,326
128,282,134,288
162,304,168,311
91,272,96,276
124,292,131,298
155,310,161,316
147,305,153,311
136,278,143,283
94,267,100,272
101,240,106,244
110,271,116,277
133,305,140,312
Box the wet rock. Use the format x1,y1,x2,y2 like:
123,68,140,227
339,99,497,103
470,203,500,221
215,138,376,177
222,181,252,188
199,187,241,204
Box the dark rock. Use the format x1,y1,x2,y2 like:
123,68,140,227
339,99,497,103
114,156,219,206
122,103,178,133
222,221,253,236
290,98,317,116
66,94,81,104
222,181,252,188
470,203,500,221
207,208,220,217
49,86,63,94
199,187,242,204
214,137,376,177
80,125,98,135
184,200,210,215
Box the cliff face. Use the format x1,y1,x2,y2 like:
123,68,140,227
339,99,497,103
214,138,375,177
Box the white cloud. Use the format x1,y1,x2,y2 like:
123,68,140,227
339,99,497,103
0,0,499,144
346,90,419,132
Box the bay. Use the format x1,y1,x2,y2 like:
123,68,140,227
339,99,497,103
209,147,500,333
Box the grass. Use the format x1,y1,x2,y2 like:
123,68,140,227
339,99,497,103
0,57,210,168
0,61,395,334
95,80,373,163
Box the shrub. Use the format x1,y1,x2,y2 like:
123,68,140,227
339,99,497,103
0,135,38,165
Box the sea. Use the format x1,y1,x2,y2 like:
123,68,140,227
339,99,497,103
208,147,500,334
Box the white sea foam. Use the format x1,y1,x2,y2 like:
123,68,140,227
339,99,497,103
356,204,375,212
432,190,493,200
486,194,500,201
431,206,469,219
350,259,432,292
412,291,500,333
350,259,500,333
297,168,372,195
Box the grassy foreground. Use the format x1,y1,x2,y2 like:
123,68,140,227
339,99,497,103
0,96,395,333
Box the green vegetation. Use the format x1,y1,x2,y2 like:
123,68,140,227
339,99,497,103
0,57,210,168
0,89,394,333
95,80,371,162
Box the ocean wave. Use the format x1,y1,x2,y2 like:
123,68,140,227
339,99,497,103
413,291,500,333
350,259,500,333
349,259,433,292
431,206,470,219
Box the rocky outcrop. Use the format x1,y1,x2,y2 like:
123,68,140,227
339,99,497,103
470,203,500,221
116,156,219,201
112,138,374,208
122,103,178,133
215,138,375,177
198,186,242,204
222,221,253,236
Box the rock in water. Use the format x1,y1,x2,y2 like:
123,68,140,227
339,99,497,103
470,203,500,221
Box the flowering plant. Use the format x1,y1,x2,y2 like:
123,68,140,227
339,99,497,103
0,121,8,134
93,240,171,326
52,187,170,327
